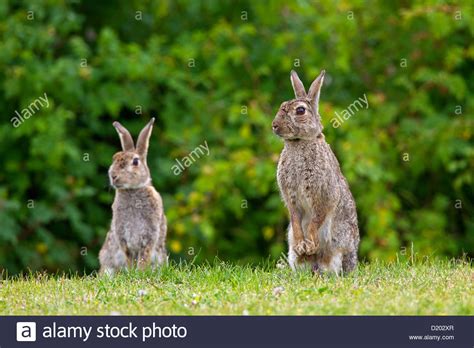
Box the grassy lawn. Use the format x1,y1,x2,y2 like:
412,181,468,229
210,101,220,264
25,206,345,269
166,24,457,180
0,258,472,315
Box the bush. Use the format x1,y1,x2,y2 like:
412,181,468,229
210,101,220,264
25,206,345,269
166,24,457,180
0,0,472,274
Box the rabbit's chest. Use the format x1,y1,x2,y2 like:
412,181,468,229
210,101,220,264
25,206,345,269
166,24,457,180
278,148,328,212
113,209,154,252
278,153,323,191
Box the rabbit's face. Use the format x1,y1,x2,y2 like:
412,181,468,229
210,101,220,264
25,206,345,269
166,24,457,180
273,70,326,141
109,118,155,189
109,152,151,189
272,99,323,140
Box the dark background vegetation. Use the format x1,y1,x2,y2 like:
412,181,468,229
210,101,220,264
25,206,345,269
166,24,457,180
0,0,472,274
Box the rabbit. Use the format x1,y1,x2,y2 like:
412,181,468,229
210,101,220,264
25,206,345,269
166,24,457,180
99,118,167,275
272,70,359,275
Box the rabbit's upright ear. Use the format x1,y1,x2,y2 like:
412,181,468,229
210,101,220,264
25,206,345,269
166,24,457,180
307,70,326,115
136,118,155,159
113,121,135,151
290,70,307,99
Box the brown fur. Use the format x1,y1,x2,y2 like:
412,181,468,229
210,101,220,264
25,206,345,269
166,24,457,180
99,118,167,275
273,70,359,274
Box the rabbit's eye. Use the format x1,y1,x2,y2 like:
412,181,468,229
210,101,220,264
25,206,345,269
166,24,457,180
296,106,305,115
132,158,139,166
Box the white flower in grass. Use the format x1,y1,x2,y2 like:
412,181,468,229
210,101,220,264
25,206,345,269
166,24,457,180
273,286,285,297
191,293,201,306
138,289,148,297
276,261,286,269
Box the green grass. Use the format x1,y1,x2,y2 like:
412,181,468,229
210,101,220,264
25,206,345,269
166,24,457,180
0,258,472,315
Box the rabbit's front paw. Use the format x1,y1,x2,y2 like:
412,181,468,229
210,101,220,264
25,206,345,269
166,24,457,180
294,240,307,256
305,239,318,255
294,239,318,256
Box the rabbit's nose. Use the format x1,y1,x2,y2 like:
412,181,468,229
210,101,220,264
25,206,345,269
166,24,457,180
272,122,279,131
112,175,118,181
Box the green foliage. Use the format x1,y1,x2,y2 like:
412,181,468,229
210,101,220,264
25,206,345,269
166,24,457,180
0,0,472,274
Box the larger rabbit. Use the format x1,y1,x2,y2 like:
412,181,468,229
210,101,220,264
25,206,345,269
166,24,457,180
99,118,167,275
272,70,359,274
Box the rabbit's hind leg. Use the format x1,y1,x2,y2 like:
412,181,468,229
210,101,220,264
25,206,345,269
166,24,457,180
137,245,154,270
342,249,358,273
99,232,127,276
316,250,343,276
151,245,168,268
288,246,298,271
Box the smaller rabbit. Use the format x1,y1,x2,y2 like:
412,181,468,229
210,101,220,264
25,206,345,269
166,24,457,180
99,118,167,275
272,70,359,275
